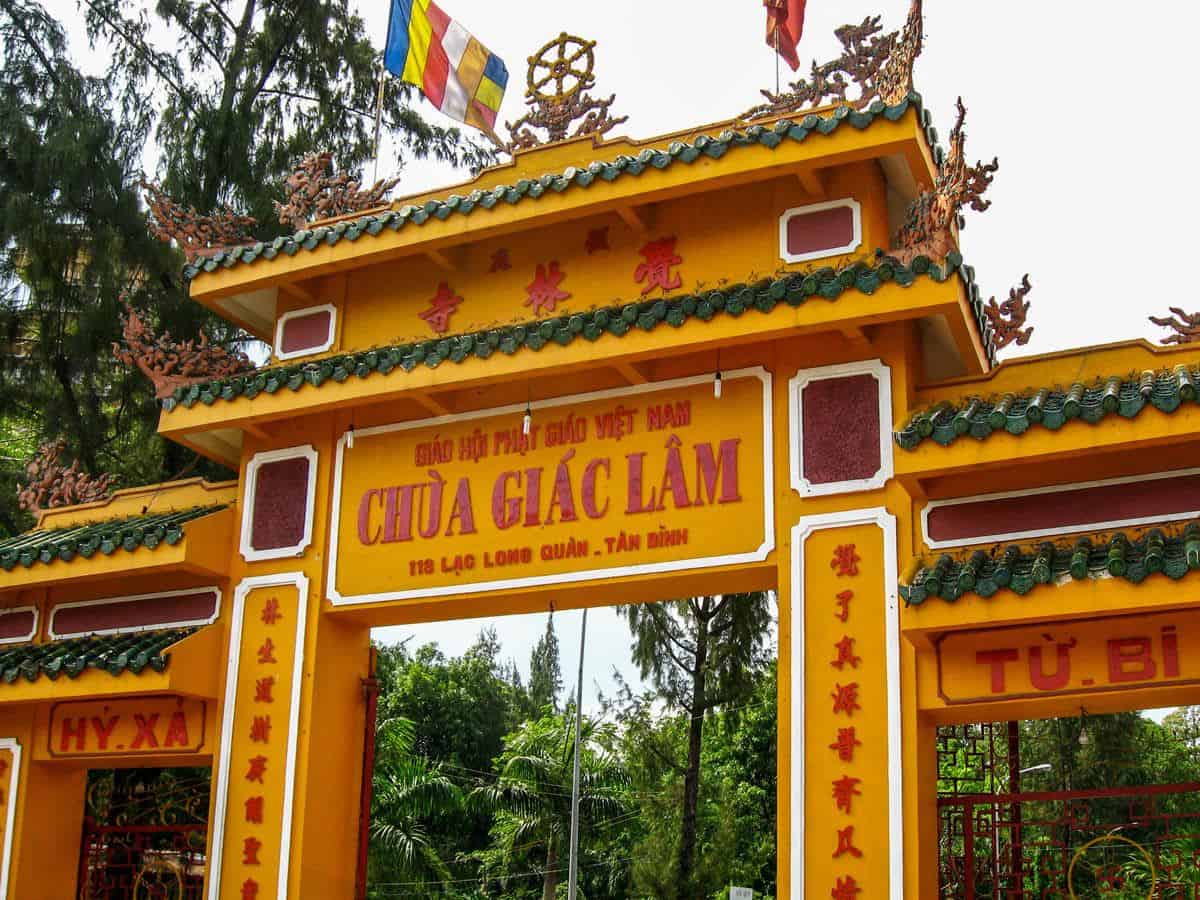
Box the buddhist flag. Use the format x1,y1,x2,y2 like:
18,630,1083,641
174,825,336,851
765,0,807,71
384,0,509,140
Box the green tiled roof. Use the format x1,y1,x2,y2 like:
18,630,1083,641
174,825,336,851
894,366,1200,451
0,505,226,571
166,251,992,412
901,524,1200,605
0,627,196,683
183,92,943,280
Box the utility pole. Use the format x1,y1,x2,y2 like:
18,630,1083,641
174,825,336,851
567,607,588,900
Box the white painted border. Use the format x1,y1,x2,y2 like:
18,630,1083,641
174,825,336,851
791,508,902,900
0,737,21,899
326,368,775,606
207,572,309,900
239,445,318,563
49,586,220,639
778,198,863,264
273,303,336,362
0,607,37,646
789,359,894,497
921,466,1200,550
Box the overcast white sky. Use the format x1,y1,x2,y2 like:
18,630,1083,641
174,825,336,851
48,0,1200,706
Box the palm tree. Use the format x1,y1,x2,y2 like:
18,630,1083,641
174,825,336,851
368,716,463,893
471,713,629,900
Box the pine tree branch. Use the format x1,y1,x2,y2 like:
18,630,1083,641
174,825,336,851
1,0,67,97
205,0,237,34
238,5,305,115
80,0,196,113
171,13,226,73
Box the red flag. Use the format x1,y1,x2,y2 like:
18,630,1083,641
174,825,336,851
765,0,807,72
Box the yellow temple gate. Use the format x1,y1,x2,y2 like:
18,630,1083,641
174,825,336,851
1,7,1199,897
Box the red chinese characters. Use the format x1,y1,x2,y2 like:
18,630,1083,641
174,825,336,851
829,727,861,763
524,261,569,315
254,676,275,704
245,755,268,784
831,775,862,814
419,281,464,334
831,875,862,899
242,835,262,865
245,796,264,824
489,248,512,272
257,638,277,665
830,543,861,577
830,635,861,670
250,715,271,744
835,590,853,623
831,682,861,717
833,825,863,859
634,237,683,295
241,879,259,900
585,226,609,254
260,598,282,625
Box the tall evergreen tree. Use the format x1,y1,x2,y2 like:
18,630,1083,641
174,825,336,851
527,614,563,714
618,593,773,898
0,0,491,535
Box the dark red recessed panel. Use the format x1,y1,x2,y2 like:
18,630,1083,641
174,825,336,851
802,373,881,485
53,589,218,637
786,206,856,257
0,608,35,642
926,471,1200,544
280,309,333,354
250,457,311,551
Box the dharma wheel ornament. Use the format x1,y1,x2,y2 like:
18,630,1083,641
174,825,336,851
742,0,924,121
505,33,627,152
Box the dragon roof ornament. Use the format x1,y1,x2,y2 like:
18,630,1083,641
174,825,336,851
742,0,923,121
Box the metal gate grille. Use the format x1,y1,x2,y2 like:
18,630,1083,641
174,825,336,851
938,714,1200,898
77,769,210,900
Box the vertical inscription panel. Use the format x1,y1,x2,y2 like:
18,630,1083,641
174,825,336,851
794,513,900,900
210,577,308,900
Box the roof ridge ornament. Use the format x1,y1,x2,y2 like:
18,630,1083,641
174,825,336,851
1150,308,1200,345
505,33,628,153
140,180,258,264
742,0,924,121
890,97,998,265
17,440,116,514
113,300,254,399
983,275,1034,351
275,152,400,231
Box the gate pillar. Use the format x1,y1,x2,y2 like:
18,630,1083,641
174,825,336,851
0,708,86,899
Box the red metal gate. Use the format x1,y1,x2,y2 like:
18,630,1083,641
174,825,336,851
939,782,1200,898
937,718,1200,898
77,769,210,900
77,821,207,900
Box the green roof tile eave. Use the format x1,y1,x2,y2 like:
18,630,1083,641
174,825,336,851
900,523,1200,605
0,505,227,573
0,627,198,686
183,92,939,281
164,251,979,414
894,365,1200,451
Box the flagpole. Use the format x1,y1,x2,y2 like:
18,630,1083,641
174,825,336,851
772,24,782,95
372,59,386,183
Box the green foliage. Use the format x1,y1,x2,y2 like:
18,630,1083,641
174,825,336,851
527,615,563,715
368,717,464,893
470,713,630,900
0,0,492,538
366,603,779,899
